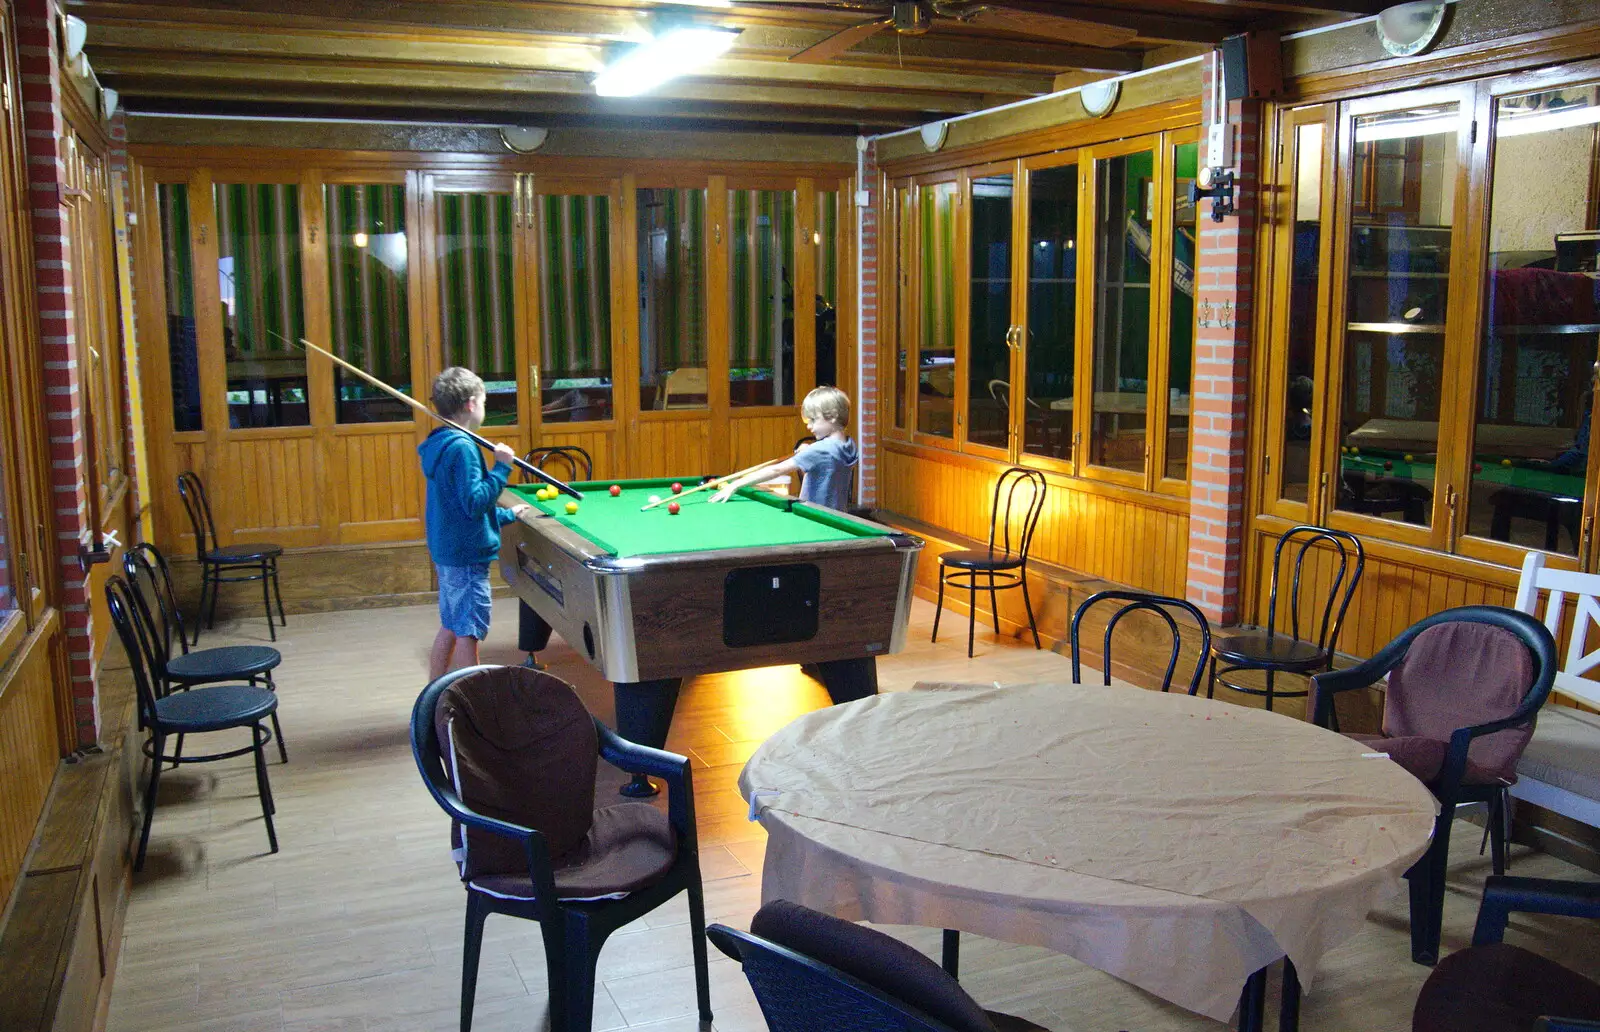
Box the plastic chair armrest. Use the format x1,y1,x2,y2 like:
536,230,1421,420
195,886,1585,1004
1534,1018,1600,1031
595,720,698,839
1310,661,1390,726
1473,876,1600,945
706,924,746,963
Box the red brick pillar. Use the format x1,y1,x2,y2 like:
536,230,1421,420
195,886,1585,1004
19,0,99,744
1187,55,1262,626
856,143,879,507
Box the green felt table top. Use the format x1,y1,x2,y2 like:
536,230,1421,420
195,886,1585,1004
506,478,888,558
1340,453,1585,497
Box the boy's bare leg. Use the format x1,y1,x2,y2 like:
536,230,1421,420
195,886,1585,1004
447,636,481,674
429,627,457,682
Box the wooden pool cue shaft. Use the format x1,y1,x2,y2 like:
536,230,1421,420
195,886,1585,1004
292,336,581,499
639,456,793,510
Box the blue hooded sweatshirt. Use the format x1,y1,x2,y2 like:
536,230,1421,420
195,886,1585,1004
418,427,517,567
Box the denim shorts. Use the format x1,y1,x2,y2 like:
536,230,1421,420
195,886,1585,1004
436,563,492,640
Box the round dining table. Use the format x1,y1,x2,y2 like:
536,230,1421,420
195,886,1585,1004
739,681,1438,1027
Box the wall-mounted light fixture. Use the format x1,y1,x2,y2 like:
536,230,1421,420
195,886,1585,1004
101,87,118,118
918,121,948,152
500,126,550,153
1190,168,1236,222
63,14,87,61
594,27,738,98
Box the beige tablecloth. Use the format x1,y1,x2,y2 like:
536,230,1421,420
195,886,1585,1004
740,681,1438,1021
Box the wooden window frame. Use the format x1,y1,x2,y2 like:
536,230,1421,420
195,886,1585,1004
959,158,1023,464
907,170,961,454
1013,149,1084,479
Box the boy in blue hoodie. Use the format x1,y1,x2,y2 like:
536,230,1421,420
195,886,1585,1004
710,385,859,510
419,367,530,680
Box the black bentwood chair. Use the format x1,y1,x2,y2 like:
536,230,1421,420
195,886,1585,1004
107,574,279,871
411,665,712,1032
710,900,1050,1032
1413,876,1600,1031
177,470,286,644
124,543,287,763
1311,606,1556,966
932,467,1046,658
1071,590,1213,694
521,445,594,485
1208,524,1364,712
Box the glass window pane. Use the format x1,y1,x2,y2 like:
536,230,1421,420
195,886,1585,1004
216,182,307,428
436,191,515,425
637,187,707,410
1282,122,1324,504
328,184,410,424
729,188,795,407
1335,103,1458,527
537,194,615,423
158,183,201,432
1023,164,1077,460
967,173,1012,450
894,187,912,430
918,181,957,438
1465,84,1600,553
1166,141,1200,481
1090,150,1154,473
814,190,839,389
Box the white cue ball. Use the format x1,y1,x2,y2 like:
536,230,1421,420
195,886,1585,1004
648,495,661,505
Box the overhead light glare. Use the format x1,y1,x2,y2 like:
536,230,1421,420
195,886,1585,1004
1497,103,1600,139
1353,114,1458,142
594,27,738,98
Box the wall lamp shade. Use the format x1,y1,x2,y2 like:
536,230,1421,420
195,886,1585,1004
63,15,87,61
500,126,549,153
594,27,739,97
101,87,118,118
918,121,948,152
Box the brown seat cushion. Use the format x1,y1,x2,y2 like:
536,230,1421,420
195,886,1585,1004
1380,622,1539,784
1348,733,1511,788
469,802,677,901
434,666,597,880
751,900,1000,1032
1414,942,1600,1032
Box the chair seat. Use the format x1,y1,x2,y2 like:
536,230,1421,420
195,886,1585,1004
1349,733,1516,787
167,645,281,683
153,683,278,732
206,543,283,562
468,801,677,902
939,549,1023,571
1414,941,1600,1032
985,1012,1052,1032
1211,630,1327,669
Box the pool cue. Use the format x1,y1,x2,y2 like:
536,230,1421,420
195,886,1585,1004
639,456,791,510
288,336,580,499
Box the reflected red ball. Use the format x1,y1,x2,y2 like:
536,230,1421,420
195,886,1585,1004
668,501,681,515
609,484,621,496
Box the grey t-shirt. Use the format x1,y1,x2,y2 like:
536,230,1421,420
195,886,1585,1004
793,436,859,511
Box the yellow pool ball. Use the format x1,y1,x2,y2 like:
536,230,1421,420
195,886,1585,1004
565,501,579,515
1403,454,1414,462
1502,458,1514,467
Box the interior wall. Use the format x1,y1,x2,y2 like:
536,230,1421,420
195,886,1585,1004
1490,125,1594,251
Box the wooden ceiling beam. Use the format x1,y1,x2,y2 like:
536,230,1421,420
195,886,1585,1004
1163,0,1384,14
971,4,1236,44
731,26,1143,74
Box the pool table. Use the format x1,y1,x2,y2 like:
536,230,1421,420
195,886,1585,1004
498,477,922,793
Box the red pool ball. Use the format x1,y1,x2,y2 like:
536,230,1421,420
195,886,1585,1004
668,501,681,515
609,484,621,496
1473,463,1482,473
1383,460,1393,471
671,482,683,494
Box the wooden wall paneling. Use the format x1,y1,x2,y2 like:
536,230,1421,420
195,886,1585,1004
729,411,802,476
333,427,424,543
223,434,321,543
0,625,66,928
535,428,615,482
632,416,712,478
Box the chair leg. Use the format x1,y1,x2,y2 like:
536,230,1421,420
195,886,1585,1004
171,733,185,770
271,558,287,627
252,724,278,854
942,929,960,979
1206,656,1217,700
687,878,714,1024
1489,789,1509,876
193,564,211,645
1279,958,1301,1032
206,564,221,632
987,574,1001,638
1264,668,1276,713
931,569,946,644
551,918,600,1032
261,562,277,642
269,709,289,764
460,893,490,1032
1019,574,1041,650
135,732,165,872
1408,804,1455,965
967,579,978,659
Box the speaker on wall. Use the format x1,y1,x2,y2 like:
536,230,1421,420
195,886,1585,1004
1218,31,1283,102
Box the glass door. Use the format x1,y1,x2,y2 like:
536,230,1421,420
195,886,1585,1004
1018,153,1080,468
964,161,1020,460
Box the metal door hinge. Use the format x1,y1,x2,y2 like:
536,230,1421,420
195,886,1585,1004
1470,120,1479,144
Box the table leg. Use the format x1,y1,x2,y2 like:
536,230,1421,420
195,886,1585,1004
941,929,960,979
1279,958,1301,1032
815,657,878,704
1237,966,1267,1032
613,678,683,797
518,603,554,654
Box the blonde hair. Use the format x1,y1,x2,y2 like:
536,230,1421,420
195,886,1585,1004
802,385,850,428
431,367,485,418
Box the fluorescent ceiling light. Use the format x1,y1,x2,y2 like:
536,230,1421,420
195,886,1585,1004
1497,103,1600,138
594,27,738,97
1354,114,1458,142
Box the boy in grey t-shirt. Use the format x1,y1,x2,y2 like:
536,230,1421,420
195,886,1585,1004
710,386,859,511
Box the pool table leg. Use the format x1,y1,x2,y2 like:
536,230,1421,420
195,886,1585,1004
613,677,683,798
815,657,878,704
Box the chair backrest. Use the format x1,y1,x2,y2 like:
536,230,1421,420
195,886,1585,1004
176,471,219,558
1515,550,1600,710
662,367,709,409
520,445,593,485
412,664,599,880
1381,606,1556,780
1070,590,1212,695
124,543,190,664
986,467,1046,564
1264,524,1365,656
104,574,172,730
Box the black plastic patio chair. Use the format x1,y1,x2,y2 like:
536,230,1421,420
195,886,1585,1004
177,470,286,643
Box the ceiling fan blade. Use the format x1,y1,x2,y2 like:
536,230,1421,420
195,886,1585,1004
788,17,894,63
966,6,1138,49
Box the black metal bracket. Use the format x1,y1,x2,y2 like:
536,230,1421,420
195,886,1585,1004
1190,171,1237,222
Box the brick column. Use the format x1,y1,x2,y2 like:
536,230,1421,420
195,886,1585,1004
856,144,879,507
1186,55,1262,626
19,0,99,744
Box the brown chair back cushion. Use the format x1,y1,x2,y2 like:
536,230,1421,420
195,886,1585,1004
1384,622,1537,783
434,666,597,879
751,900,997,1032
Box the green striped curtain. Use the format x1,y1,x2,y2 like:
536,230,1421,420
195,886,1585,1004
919,182,956,354
327,184,409,392
215,183,305,356
159,184,201,431
537,194,612,377
438,192,515,377
729,189,794,375
815,190,839,307
637,187,706,379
